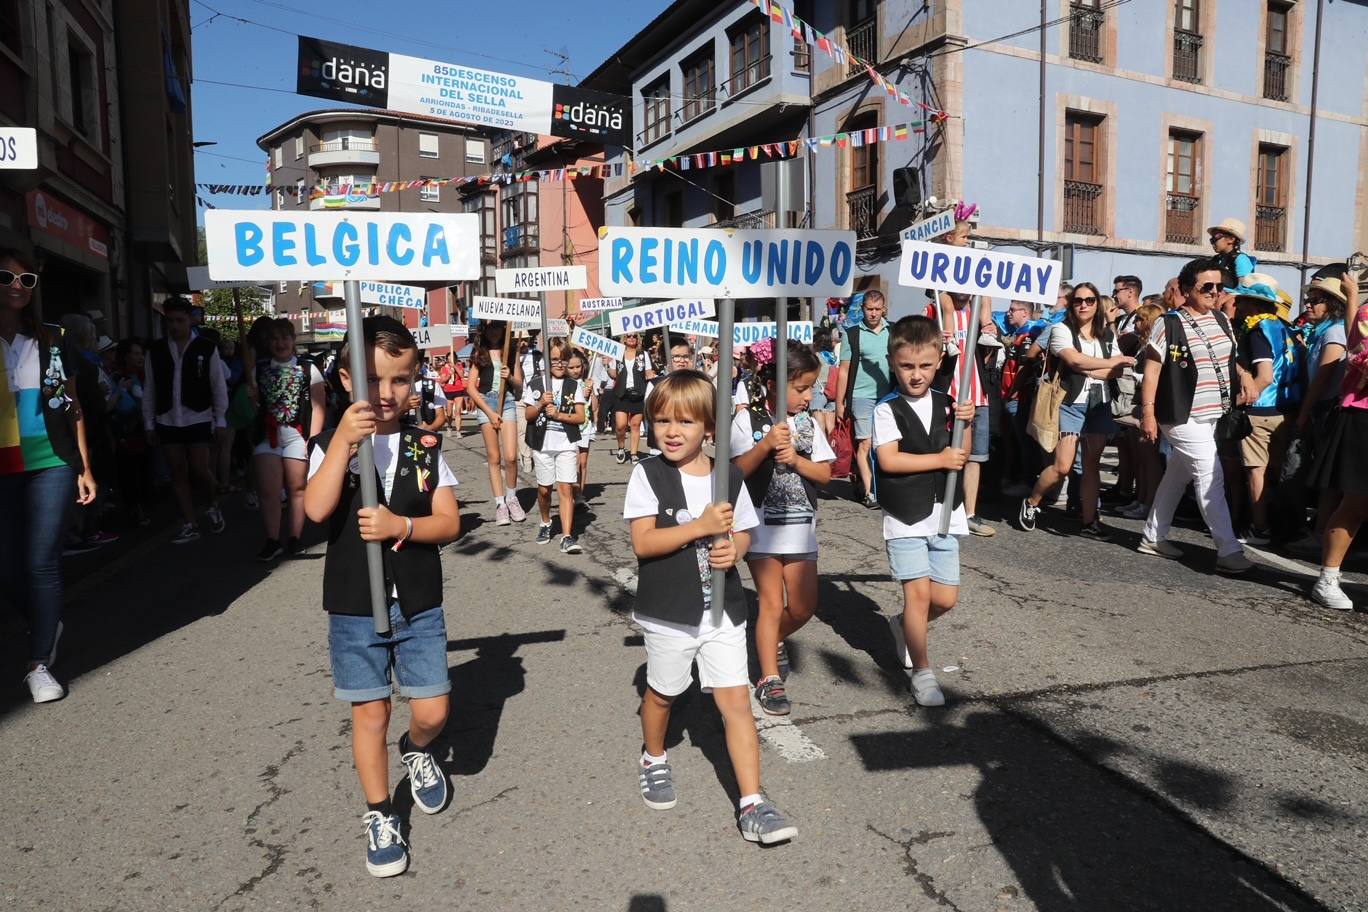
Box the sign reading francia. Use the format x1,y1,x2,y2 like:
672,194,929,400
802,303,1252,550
495,265,588,294
576,297,624,313
600,228,858,298
610,298,716,336
571,325,625,362
898,239,1060,307
472,296,543,321
901,209,957,243
204,210,480,282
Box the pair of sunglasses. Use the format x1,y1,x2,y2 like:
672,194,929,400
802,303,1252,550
1073,295,1098,304
1,270,39,289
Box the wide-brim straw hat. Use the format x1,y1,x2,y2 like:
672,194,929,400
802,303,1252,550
1207,218,1247,245
1235,273,1281,309
1303,275,1348,306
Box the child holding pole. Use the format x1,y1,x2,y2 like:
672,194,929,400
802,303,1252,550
523,338,586,552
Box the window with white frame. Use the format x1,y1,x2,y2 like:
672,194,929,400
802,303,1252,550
466,138,486,164
420,179,440,203
419,132,439,158
273,145,282,168
295,135,304,159
295,178,305,204
275,189,284,209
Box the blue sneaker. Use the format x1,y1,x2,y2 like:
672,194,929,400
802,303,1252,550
362,811,408,877
399,733,449,814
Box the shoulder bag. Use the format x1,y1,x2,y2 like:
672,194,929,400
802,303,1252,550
1182,309,1252,444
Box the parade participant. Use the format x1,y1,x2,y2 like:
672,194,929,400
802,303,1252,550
640,339,695,459
303,316,460,878
0,248,98,704
252,318,325,561
439,356,465,425
932,202,977,356
730,339,834,716
873,316,975,707
1018,283,1133,539
523,338,586,553
567,350,595,504
1208,218,1257,280
1291,276,1350,551
609,331,653,464
934,290,999,536
836,289,892,508
406,356,447,434
624,370,797,845
470,322,526,525
999,300,1042,495
516,333,543,474
810,327,839,437
142,296,227,544
1138,258,1253,573
1117,302,1166,520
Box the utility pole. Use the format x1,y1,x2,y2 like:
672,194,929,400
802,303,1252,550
548,48,574,324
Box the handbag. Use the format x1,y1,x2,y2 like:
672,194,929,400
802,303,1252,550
1181,309,1252,444
1027,354,1067,451
828,416,854,480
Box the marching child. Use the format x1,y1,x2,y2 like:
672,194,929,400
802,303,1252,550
873,316,975,707
303,317,461,878
523,338,586,553
730,338,834,716
567,349,594,504
623,370,798,845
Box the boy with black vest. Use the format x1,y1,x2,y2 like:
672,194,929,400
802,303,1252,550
622,370,798,845
303,317,461,878
872,317,976,707
523,338,586,553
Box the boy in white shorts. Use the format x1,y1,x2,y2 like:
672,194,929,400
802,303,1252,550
523,338,586,553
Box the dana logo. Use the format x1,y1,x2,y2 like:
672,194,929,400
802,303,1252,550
307,54,386,93
550,85,631,146
555,100,623,133
296,36,391,106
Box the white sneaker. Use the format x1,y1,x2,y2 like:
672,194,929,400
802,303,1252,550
1311,575,1355,611
1215,551,1254,575
911,668,945,707
24,664,64,703
505,494,527,523
1138,537,1183,559
888,613,913,670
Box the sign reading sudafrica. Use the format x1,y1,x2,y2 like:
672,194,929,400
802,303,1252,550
600,228,858,299
295,36,631,146
897,239,1060,307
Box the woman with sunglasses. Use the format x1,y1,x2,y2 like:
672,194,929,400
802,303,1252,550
0,248,99,703
1136,258,1253,574
607,331,655,464
1018,282,1133,538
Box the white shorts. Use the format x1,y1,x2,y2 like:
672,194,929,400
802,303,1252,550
643,624,749,697
578,426,595,449
252,425,308,461
532,448,578,486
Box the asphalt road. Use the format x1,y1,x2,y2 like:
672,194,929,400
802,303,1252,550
3,425,1366,912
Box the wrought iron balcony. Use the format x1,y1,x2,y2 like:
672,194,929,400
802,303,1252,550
1069,6,1104,63
846,18,877,74
714,209,776,230
1264,52,1291,101
1165,193,1200,244
727,54,771,95
1255,206,1286,251
847,186,878,240
1173,30,1203,83
309,138,378,154
1063,180,1104,235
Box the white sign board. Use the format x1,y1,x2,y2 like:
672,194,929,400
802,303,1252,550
186,266,266,292
204,210,480,282
610,298,715,336
0,127,38,170
495,265,588,294
512,318,570,336
359,281,425,309
449,324,469,338
732,321,815,346
413,324,452,350
669,318,719,338
576,296,623,313
898,240,1060,308
571,325,625,362
471,296,542,321
901,209,957,243
600,228,858,298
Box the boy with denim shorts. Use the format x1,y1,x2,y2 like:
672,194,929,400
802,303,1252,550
303,317,462,877
872,317,975,707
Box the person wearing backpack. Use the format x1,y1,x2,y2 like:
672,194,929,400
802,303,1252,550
835,290,893,508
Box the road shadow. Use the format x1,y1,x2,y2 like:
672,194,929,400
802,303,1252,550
813,574,917,697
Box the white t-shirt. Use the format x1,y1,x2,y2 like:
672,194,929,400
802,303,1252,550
728,410,835,555
622,462,759,638
871,394,969,540
521,377,586,452
1049,326,1110,405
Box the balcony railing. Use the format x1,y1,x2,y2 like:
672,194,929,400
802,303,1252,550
1255,205,1286,251
714,209,776,230
310,138,378,154
1173,30,1203,83
847,186,878,240
846,18,877,74
1264,52,1291,101
793,40,810,72
1069,6,1104,63
502,223,539,254
1063,180,1104,235
1165,193,1200,244
727,54,771,95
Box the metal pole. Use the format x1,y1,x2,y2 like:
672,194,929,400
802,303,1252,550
710,297,736,628
938,293,984,534
1037,0,1046,247
538,292,551,391
344,280,391,635
1299,0,1325,293
662,322,672,373
775,298,788,421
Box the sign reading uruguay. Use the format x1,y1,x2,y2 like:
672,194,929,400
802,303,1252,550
471,296,542,321
600,228,858,299
901,209,957,243
576,296,623,313
204,210,480,282
610,298,716,336
495,265,588,294
359,281,425,309
898,240,1060,308
571,325,625,362
732,321,815,346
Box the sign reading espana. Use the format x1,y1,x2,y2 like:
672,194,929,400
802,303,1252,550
471,296,542,321
295,36,631,146
204,210,479,282
576,297,623,314
610,298,716,336
898,240,1060,307
901,209,957,243
494,265,587,294
600,228,858,299
570,326,624,361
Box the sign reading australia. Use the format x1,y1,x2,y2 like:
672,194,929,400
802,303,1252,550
296,36,631,146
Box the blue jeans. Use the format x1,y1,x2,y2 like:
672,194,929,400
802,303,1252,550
328,604,452,702
0,464,76,662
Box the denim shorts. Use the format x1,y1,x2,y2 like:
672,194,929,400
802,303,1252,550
851,396,878,439
1059,399,1116,437
328,603,451,702
475,389,517,426
887,534,960,585
969,405,990,462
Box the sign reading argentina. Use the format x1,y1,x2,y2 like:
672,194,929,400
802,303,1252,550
898,239,1060,307
571,325,625,362
495,265,588,294
600,228,858,299
901,209,957,243
472,296,542,321
610,298,715,336
204,210,479,282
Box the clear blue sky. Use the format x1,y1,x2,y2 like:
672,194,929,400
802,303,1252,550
190,0,666,214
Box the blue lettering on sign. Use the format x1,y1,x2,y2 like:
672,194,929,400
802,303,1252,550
334,223,359,266
235,222,264,267
831,241,852,286
272,222,298,267
766,242,788,287
387,224,413,266
741,241,762,284
804,243,824,286
906,250,928,282
704,241,725,283
677,239,699,285
611,238,633,283
975,258,993,288
639,237,658,284
366,223,381,266
424,225,450,266
952,256,971,285
930,253,950,284
304,223,326,267
1015,269,1034,294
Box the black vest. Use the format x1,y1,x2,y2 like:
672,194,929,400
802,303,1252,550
524,375,582,449
1056,324,1116,402
740,407,817,515
614,353,648,400
253,356,314,443
150,336,217,416
872,392,964,527
313,428,444,620
634,456,747,628
1154,310,1238,426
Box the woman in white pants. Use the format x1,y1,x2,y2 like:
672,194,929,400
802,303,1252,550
1138,258,1254,574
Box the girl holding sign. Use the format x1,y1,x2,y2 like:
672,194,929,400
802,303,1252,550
471,322,527,526
608,332,656,465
